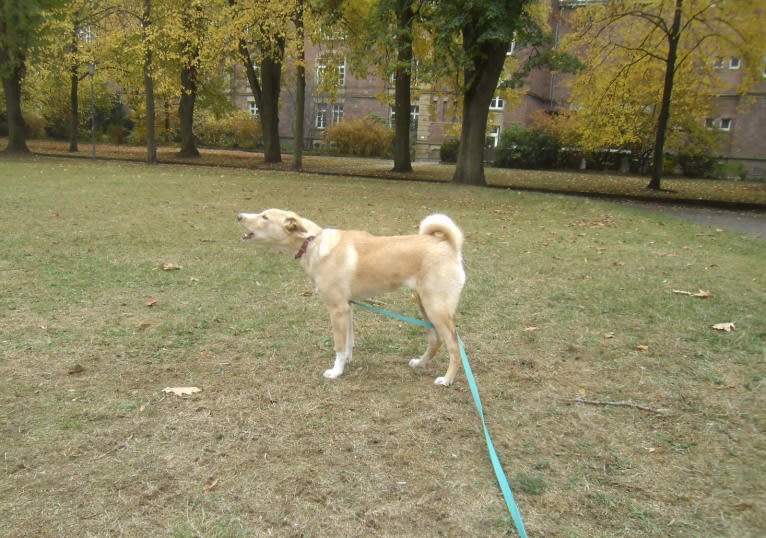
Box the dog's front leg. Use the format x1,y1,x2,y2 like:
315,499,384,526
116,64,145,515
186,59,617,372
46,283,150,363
323,302,352,379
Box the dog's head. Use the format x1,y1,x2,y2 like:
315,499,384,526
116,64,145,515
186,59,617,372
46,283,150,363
237,209,320,251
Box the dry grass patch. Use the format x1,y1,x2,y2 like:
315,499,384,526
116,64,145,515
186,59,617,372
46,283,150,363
1,157,763,536
19,138,766,206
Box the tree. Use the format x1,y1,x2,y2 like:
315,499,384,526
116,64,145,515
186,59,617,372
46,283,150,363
176,0,205,157
430,0,536,186
1,0,63,153
291,0,306,170
141,0,157,163
564,0,765,189
227,0,293,164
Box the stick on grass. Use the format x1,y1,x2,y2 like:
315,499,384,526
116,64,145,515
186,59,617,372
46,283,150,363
564,397,670,415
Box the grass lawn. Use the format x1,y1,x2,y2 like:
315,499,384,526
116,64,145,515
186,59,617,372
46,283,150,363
20,138,766,207
1,156,764,536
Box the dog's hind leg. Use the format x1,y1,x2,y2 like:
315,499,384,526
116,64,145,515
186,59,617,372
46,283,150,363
416,295,461,386
409,294,441,369
324,302,352,379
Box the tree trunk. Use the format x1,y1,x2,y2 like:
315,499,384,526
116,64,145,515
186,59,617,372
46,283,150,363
648,0,683,190
392,0,414,173
239,38,283,164
68,30,79,153
143,0,157,164
2,62,29,154
260,52,283,163
452,39,509,186
178,63,200,157
292,0,305,171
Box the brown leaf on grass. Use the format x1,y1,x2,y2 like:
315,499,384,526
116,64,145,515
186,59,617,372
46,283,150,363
162,386,202,396
146,297,158,307
137,322,152,330
712,322,735,332
161,262,182,271
672,289,713,298
636,345,649,352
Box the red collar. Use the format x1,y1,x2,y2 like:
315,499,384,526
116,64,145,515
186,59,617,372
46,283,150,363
294,236,316,259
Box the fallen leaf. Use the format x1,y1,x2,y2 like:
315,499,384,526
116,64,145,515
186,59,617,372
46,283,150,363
523,326,540,332
161,262,182,271
162,386,202,396
636,344,649,352
137,322,152,330
712,322,735,332
604,332,615,339
203,478,219,492
146,297,158,307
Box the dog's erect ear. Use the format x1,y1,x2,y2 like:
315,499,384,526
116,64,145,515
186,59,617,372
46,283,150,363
284,216,307,234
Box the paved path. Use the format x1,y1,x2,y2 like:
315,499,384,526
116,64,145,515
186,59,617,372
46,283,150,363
620,202,766,240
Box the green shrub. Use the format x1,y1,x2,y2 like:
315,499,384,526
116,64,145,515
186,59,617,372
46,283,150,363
440,139,459,163
677,153,718,178
713,161,748,181
195,112,262,149
325,116,393,157
495,125,560,169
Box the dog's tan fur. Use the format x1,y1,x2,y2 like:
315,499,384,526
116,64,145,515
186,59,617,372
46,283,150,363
237,209,466,385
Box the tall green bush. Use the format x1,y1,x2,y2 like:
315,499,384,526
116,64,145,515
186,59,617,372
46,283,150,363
195,111,262,149
495,125,560,169
325,116,393,157
440,139,459,163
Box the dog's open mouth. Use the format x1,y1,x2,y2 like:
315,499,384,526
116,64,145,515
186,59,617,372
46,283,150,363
241,232,255,241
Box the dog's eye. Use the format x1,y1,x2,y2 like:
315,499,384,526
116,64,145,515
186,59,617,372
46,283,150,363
262,215,269,220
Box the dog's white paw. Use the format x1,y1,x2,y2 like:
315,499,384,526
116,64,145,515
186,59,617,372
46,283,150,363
409,358,426,369
323,368,342,379
434,376,452,387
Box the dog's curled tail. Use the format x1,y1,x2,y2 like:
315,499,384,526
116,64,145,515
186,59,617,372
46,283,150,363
419,214,464,253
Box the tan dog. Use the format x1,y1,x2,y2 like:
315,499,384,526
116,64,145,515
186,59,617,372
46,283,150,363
237,209,466,386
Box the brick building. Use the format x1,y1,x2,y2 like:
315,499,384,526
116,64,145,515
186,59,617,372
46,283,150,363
229,1,765,177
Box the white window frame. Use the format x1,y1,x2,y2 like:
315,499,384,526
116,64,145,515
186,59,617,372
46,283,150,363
720,118,732,131
315,104,327,129
729,57,741,70
487,126,501,148
410,105,419,129
332,103,343,124
489,96,504,111
713,57,725,69
248,100,259,117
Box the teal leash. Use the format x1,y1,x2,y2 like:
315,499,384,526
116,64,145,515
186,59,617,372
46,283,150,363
350,301,528,538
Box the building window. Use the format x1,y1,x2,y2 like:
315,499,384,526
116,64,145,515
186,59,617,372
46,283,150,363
389,105,420,129
489,96,505,111
729,57,741,70
248,100,259,117
713,57,725,69
705,117,733,131
332,104,343,124
316,58,346,87
315,104,327,129
487,126,501,148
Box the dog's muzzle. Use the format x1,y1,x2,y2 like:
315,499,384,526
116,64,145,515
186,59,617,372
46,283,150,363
241,232,255,241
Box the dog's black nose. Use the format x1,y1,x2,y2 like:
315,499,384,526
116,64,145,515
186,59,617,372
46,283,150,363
237,213,244,222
